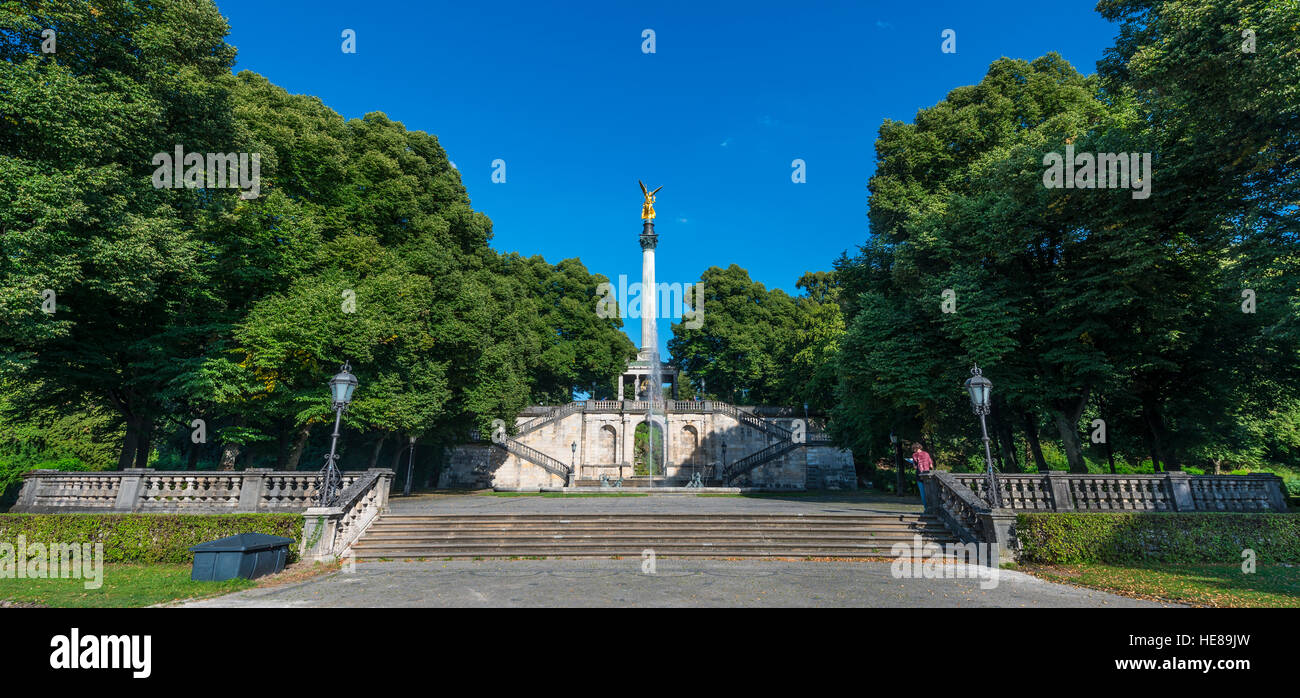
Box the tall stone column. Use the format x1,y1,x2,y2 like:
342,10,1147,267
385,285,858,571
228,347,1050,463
640,221,657,358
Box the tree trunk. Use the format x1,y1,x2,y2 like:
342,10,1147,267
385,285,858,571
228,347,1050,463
1143,400,1180,470
991,399,1020,472
1052,392,1091,473
368,433,388,470
1143,431,1163,472
218,442,242,471
187,440,200,471
275,420,290,470
389,437,406,471
117,415,141,470
1022,413,1049,472
285,423,312,471
133,416,153,469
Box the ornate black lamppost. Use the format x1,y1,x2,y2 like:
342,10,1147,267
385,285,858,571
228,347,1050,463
316,362,359,506
964,365,1001,508
570,441,577,487
890,430,905,497
720,441,727,481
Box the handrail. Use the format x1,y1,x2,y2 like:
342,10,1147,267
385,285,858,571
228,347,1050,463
300,469,394,561
496,439,572,479
515,401,585,436
930,471,991,544
722,440,798,483
711,401,793,441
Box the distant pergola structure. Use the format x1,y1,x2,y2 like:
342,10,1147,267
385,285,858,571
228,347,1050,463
617,354,679,401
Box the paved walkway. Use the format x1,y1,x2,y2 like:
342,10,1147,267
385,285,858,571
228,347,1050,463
180,559,1176,608
181,492,1177,608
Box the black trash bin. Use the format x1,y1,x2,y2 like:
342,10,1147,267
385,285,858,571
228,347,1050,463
189,533,295,581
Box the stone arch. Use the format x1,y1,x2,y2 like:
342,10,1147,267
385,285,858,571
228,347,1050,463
633,419,666,476
599,424,617,464
680,425,700,467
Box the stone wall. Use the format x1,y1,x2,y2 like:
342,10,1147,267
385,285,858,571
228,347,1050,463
440,403,856,490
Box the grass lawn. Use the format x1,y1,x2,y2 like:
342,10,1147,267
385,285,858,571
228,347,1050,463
1022,563,1300,608
0,563,256,608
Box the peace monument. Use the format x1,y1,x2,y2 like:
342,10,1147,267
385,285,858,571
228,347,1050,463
438,184,857,490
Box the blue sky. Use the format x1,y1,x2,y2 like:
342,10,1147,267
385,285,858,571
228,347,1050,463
215,0,1120,358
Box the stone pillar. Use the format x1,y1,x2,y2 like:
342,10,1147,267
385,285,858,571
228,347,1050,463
300,507,341,561
237,468,271,511
621,412,632,472
1252,474,1289,512
920,472,940,514
367,468,394,509
640,221,657,354
1165,471,1195,511
113,469,149,511
1043,471,1075,511
977,510,1018,564
14,470,54,511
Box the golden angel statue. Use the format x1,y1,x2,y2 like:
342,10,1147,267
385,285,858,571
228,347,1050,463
639,180,663,220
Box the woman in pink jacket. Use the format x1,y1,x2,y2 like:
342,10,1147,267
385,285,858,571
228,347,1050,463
911,443,933,507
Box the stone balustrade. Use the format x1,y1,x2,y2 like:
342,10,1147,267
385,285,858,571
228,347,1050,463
300,469,394,561
947,471,1286,513
11,468,366,514
924,470,1290,563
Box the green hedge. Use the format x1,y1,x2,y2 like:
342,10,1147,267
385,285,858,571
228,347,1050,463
1016,513,1300,565
0,514,304,564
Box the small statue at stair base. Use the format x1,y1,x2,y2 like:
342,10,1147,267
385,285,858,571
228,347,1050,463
686,472,703,488
600,474,624,488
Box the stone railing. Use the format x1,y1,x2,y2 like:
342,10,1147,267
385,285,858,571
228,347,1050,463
950,471,1287,513
10,469,363,513
924,470,1290,563
1189,475,1290,512
495,439,572,480
722,440,798,483
711,402,794,441
927,472,1016,561
516,401,585,435
300,469,394,561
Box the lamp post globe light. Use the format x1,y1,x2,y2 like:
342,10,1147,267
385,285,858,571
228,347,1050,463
964,365,1001,508
317,362,359,507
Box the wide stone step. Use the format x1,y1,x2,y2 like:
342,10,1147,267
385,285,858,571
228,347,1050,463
355,532,957,544
361,527,951,538
349,545,955,559
350,512,961,560
375,514,942,523
364,523,951,533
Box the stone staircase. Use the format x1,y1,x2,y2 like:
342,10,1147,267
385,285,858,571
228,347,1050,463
349,513,959,559
491,439,571,480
